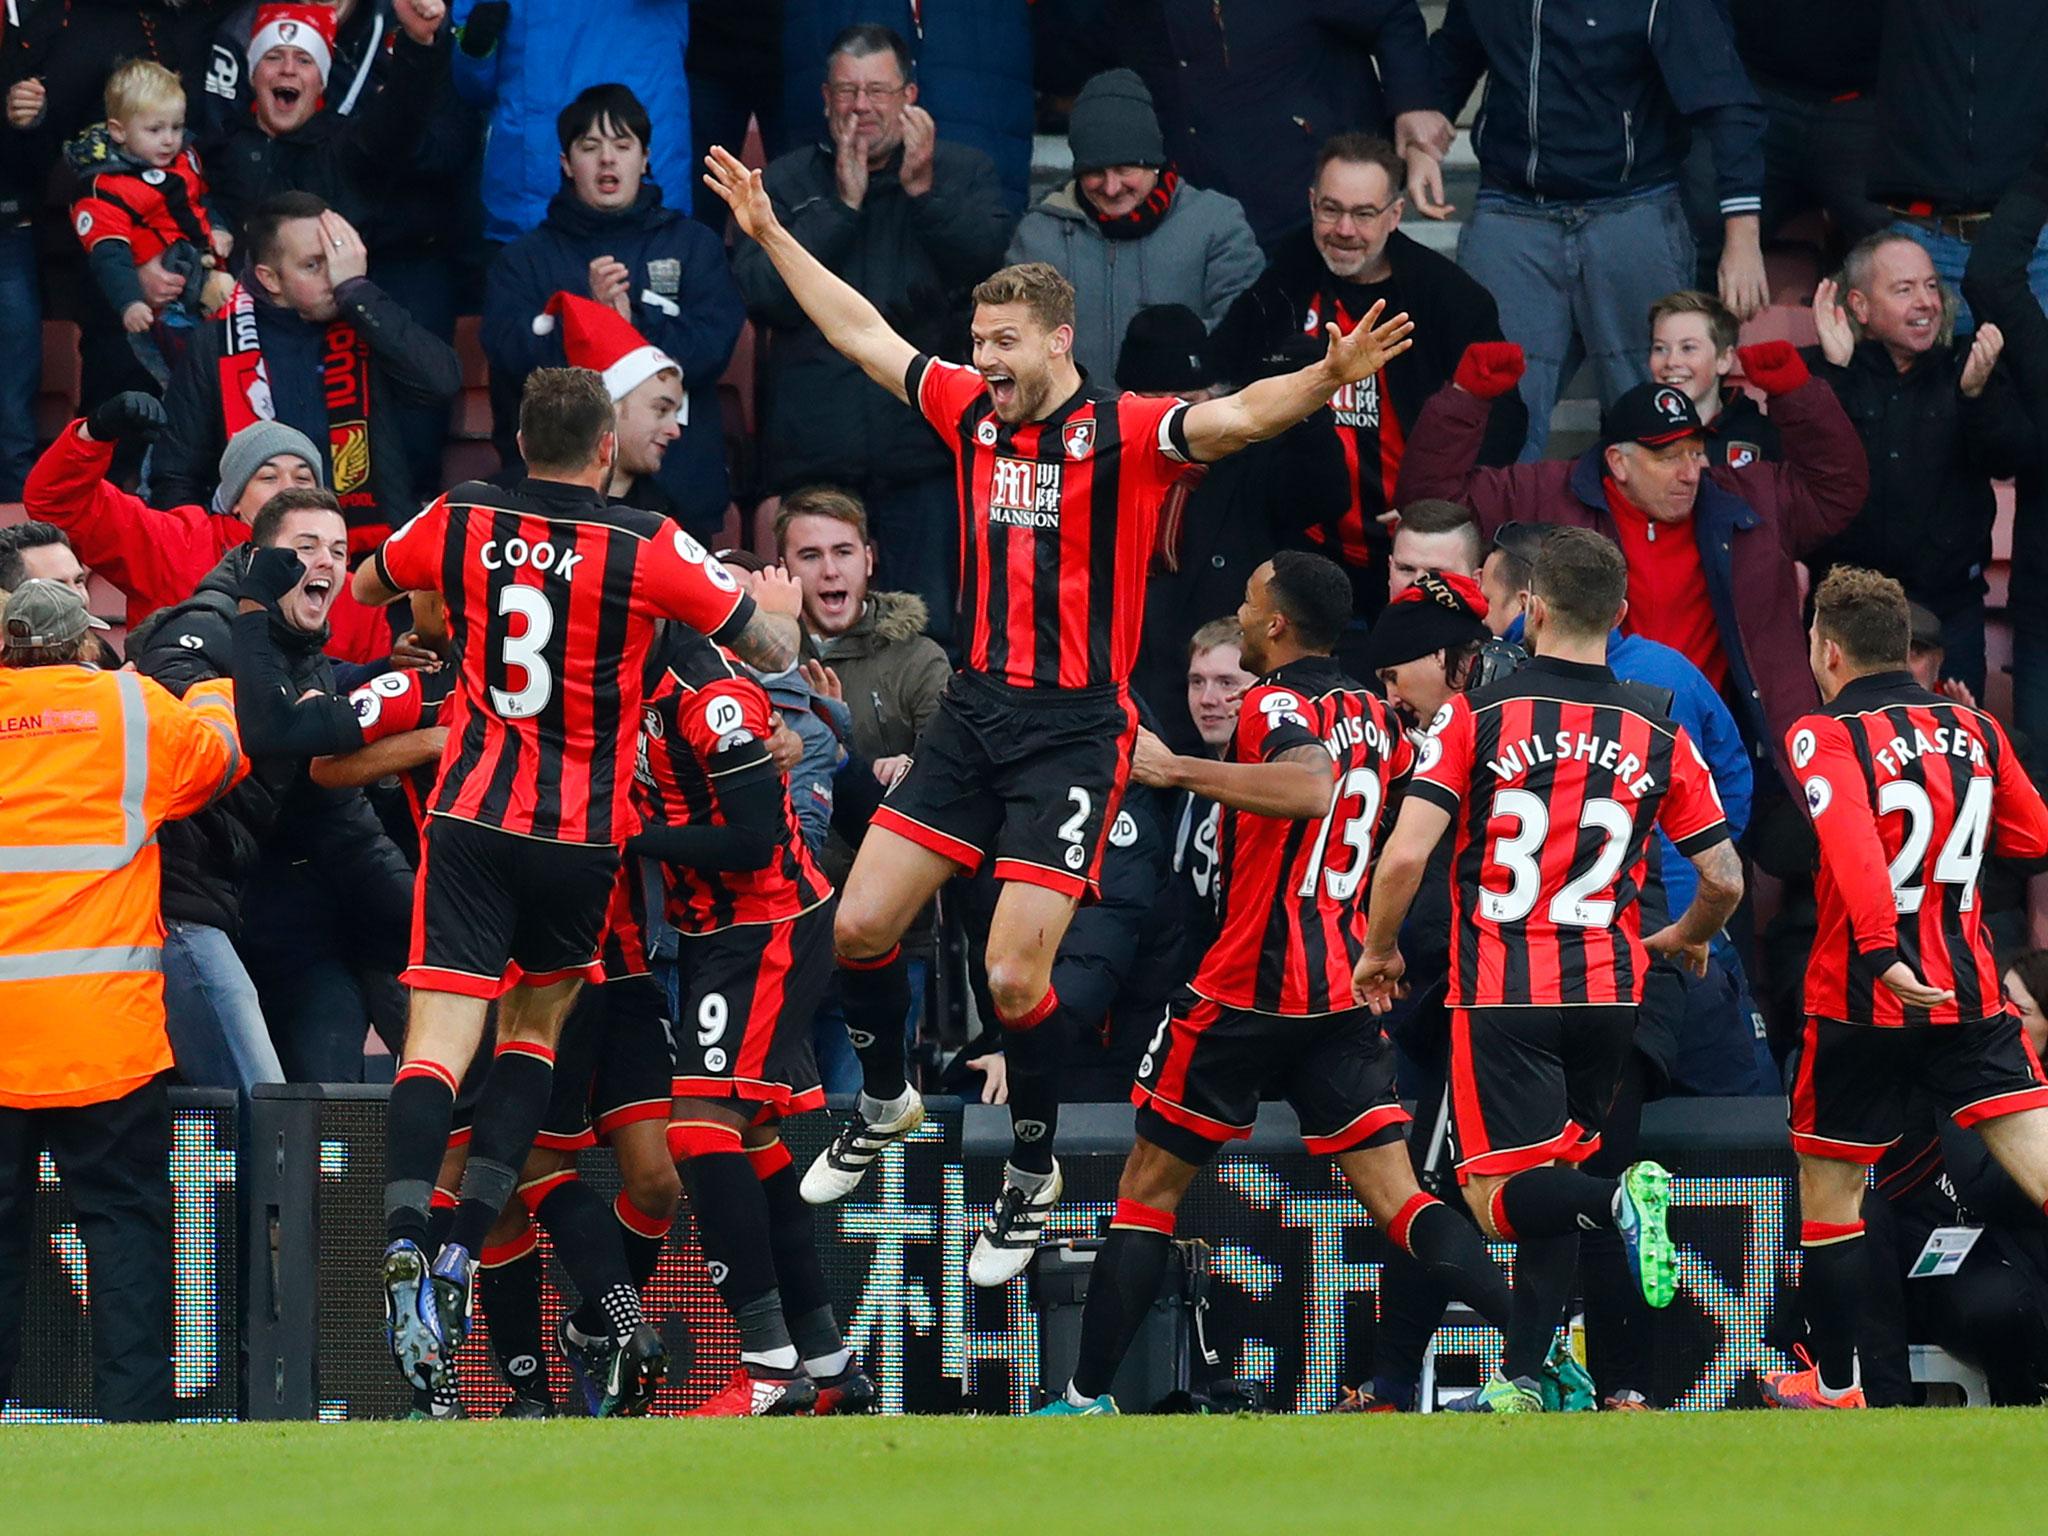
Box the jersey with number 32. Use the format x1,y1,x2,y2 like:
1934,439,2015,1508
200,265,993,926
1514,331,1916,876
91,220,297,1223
1789,675,2048,1027
1410,658,1729,1009
1192,656,1411,1015
374,480,754,845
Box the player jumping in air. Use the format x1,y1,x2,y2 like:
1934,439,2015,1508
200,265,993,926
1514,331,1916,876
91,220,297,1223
352,367,801,1394
1035,552,1516,1414
1354,528,1745,1412
1762,567,2048,1409
702,144,1415,1285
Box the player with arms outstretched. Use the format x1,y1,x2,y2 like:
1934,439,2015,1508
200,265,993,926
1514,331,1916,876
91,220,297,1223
1354,528,1745,1412
702,144,1416,1279
351,367,801,1394
1036,552,1514,1413
1762,567,2048,1409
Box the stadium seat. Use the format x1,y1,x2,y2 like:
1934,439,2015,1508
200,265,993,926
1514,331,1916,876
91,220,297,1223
1762,246,1823,308
35,321,82,443
439,439,499,487
1738,303,1819,351
750,495,781,560
720,319,758,440
0,501,22,528
454,314,487,390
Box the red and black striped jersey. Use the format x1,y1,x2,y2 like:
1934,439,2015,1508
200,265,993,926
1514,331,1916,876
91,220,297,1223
1410,656,1730,1008
1191,656,1412,1015
70,146,216,266
908,353,1192,691
344,664,455,833
1297,291,1402,582
635,625,832,933
1788,672,2048,1026
374,477,754,846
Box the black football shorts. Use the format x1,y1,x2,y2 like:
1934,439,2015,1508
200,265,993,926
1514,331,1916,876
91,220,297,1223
1448,1005,1637,1180
870,670,1138,900
662,900,835,1117
536,975,676,1151
1133,991,1411,1163
406,815,618,999
1789,1011,2048,1162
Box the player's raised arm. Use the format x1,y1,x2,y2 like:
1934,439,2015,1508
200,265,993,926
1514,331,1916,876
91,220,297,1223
704,144,918,403
1352,792,1451,1013
1128,727,1333,820
1181,301,1415,464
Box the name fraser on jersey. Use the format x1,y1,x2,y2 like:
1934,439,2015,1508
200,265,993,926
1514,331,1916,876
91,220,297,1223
1869,724,1990,775
1485,729,1660,796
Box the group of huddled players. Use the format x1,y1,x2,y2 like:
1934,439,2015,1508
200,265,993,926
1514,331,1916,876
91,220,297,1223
360,148,2048,1418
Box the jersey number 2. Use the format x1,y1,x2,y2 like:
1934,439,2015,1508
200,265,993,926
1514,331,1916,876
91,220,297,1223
489,585,554,719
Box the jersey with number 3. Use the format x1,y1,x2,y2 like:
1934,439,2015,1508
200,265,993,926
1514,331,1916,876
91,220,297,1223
374,479,754,845
1410,658,1729,1009
635,625,832,932
1191,656,1411,1015
1789,673,2048,1026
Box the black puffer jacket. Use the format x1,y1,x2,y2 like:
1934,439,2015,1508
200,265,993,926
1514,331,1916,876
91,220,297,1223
1805,338,2034,616
131,547,411,936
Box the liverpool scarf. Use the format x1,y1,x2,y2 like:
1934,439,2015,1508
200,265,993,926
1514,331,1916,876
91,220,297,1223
216,284,381,549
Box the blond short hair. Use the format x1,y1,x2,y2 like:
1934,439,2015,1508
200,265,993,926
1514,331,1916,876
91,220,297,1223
105,59,186,124
1188,617,1242,662
972,262,1077,333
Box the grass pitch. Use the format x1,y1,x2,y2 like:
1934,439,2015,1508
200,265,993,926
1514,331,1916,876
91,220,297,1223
12,1411,2048,1535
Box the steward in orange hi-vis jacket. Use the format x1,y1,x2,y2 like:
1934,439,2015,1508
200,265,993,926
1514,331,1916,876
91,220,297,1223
0,578,245,1422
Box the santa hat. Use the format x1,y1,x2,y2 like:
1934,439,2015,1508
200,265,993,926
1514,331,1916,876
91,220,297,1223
248,5,336,86
532,291,680,403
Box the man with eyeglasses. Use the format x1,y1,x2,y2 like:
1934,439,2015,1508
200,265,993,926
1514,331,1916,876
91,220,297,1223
1210,134,1523,625
734,23,1012,646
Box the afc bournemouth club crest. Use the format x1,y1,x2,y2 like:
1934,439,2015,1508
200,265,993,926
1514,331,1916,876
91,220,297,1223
1652,387,1691,425
1062,420,1095,461
1725,440,1760,469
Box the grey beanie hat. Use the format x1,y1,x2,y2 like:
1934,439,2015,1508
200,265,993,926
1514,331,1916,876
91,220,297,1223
212,420,326,515
1068,68,1165,174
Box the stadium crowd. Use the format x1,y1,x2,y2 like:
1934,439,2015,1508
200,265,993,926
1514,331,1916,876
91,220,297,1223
3,0,2048,1421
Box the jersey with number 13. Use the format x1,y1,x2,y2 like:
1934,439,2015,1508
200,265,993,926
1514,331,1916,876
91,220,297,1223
1192,655,1411,1016
374,479,754,845
1409,657,1729,1010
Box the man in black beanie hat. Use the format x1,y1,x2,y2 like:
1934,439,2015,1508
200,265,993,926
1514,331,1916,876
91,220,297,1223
1007,69,1263,387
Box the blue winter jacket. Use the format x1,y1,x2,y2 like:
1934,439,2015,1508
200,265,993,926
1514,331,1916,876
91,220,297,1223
482,185,744,532
1430,0,1764,216
451,0,693,244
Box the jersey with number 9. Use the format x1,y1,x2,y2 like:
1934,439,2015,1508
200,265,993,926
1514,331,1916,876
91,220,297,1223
1190,656,1412,1016
373,481,755,845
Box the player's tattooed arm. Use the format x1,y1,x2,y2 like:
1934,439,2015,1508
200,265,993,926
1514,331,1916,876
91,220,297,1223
1130,729,1333,819
725,566,803,673
1643,836,1745,977
1181,299,1416,462
702,144,918,403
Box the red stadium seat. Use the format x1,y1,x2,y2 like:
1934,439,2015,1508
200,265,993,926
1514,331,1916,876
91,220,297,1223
439,439,499,487
455,314,488,390
1738,303,1819,351
750,495,781,560
720,319,757,439
0,501,23,528
1993,479,2015,563
35,321,82,443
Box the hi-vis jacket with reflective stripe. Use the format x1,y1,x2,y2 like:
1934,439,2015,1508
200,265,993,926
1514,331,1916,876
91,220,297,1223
0,666,246,1109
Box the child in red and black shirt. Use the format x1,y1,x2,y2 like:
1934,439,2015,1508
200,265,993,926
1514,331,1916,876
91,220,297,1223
66,59,234,381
